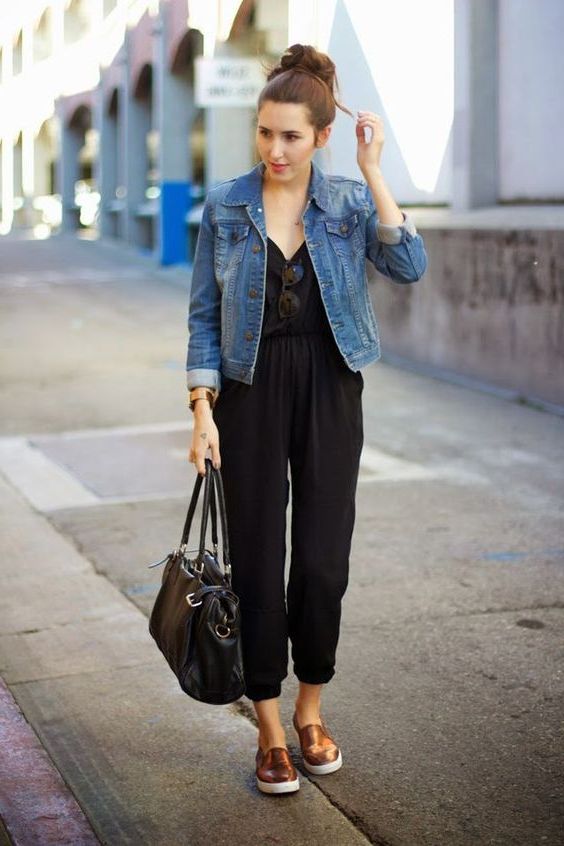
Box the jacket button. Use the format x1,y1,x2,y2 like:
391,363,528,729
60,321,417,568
249,288,257,298
245,331,254,341
340,223,349,234
252,244,261,253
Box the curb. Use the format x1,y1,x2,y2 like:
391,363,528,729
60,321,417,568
0,678,100,846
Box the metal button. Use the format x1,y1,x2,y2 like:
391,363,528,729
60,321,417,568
257,207,262,212
340,223,349,234
245,331,254,341
231,231,238,242
252,244,261,253
249,288,257,298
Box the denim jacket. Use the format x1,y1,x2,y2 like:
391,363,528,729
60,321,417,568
186,159,427,391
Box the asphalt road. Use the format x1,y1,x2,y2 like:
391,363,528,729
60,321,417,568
1,232,563,846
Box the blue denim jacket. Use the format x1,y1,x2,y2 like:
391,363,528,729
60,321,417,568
186,160,427,391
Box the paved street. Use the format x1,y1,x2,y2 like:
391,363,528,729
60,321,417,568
0,233,563,846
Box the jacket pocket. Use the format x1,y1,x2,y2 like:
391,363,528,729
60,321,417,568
324,212,360,240
216,222,250,244
324,212,364,262
214,223,250,293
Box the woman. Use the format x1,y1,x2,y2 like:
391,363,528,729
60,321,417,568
186,44,427,794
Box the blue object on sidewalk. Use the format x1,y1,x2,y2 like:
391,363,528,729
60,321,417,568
160,181,191,265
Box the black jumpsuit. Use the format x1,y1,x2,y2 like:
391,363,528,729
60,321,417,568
213,236,364,702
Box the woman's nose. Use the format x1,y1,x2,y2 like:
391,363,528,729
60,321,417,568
270,140,284,159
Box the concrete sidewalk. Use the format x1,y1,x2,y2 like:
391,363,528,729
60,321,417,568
1,232,563,845
0,474,370,846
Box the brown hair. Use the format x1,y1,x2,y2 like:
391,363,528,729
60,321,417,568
258,44,353,134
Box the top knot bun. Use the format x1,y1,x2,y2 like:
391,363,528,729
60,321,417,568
259,43,352,130
268,44,336,90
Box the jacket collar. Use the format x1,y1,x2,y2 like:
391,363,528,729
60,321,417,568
222,158,330,211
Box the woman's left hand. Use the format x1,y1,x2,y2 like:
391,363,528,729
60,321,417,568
356,110,385,175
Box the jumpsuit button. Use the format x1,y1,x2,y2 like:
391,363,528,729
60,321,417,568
245,331,254,341
249,288,258,298
340,223,349,234
252,244,261,253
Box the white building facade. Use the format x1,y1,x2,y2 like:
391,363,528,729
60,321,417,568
1,0,563,258
1,0,563,407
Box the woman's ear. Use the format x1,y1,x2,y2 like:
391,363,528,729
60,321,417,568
315,124,332,148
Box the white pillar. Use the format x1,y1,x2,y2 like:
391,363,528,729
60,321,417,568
153,5,195,263
452,0,499,209
96,79,120,238
122,31,152,248
55,104,81,231
1,136,14,234
205,43,255,187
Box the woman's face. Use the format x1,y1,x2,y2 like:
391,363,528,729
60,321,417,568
256,100,330,183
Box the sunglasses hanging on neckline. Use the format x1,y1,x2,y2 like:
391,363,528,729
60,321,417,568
278,260,304,319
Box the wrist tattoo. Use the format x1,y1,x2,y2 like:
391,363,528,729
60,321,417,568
200,432,208,440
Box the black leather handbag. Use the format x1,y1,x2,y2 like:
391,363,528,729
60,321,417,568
147,458,245,704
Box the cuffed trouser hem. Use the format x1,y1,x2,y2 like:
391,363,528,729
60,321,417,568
294,668,335,686
245,682,282,702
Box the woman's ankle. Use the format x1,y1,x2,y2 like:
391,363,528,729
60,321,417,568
258,726,287,752
294,700,322,727
295,705,321,728
294,681,324,727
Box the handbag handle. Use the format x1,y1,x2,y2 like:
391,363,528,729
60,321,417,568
209,460,232,580
209,471,218,553
178,460,214,573
148,463,216,571
178,459,231,579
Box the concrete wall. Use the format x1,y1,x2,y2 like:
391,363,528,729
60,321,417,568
369,226,564,407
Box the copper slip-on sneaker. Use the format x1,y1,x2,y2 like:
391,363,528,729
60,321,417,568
292,713,343,775
255,746,300,794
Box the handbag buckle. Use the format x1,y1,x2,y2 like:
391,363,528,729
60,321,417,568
215,623,231,639
192,556,205,575
186,592,203,607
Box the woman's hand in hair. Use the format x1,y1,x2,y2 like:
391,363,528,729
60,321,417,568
356,110,385,176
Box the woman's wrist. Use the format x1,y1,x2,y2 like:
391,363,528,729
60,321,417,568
363,166,404,228
360,163,383,181
193,398,213,417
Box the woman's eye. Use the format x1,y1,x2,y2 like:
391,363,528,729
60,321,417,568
285,135,299,141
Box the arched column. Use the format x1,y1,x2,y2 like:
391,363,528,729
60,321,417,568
155,15,204,264
97,85,120,238
123,59,153,249
57,103,91,231
34,119,56,197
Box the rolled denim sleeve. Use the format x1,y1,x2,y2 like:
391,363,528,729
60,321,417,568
186,198,222,393
363,184,427,283
376,211,418,244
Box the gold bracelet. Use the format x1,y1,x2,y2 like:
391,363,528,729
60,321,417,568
188,388,215,411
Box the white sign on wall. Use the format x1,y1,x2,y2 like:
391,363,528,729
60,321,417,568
195,57,265,107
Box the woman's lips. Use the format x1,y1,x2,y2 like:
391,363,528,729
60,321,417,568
270,163,288,173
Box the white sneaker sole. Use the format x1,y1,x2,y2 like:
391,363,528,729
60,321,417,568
303,749,343,775
256,775,300,794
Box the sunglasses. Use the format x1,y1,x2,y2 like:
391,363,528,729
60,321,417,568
279,260,304,319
